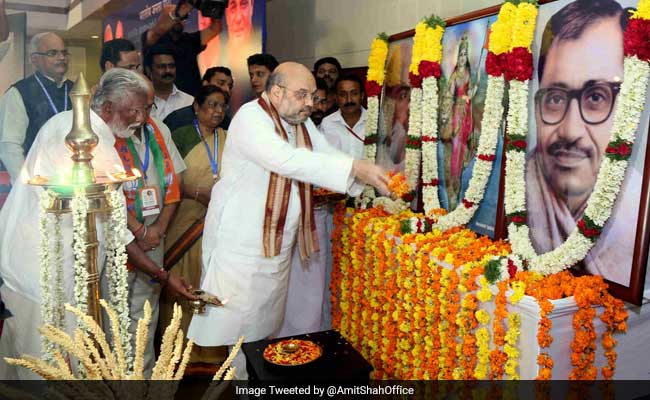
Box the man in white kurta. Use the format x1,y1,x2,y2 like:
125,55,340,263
187,62,388,378
0,69,194,379
277,75,368,337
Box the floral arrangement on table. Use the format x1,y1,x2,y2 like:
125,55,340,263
38,187,133,368
5,300,241,398
331,205,628,380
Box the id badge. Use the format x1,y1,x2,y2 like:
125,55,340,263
139,186,160,217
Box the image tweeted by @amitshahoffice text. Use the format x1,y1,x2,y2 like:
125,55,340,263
235,383,416,397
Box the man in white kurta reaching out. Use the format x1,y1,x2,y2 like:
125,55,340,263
187,62,389,378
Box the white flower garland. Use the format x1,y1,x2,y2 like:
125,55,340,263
431,75,505,231
38,191,56,362
71,189,89,316
506,56,650,275
357,95,380,209
404,87,423,191
421,75,441,213
104,188,133,369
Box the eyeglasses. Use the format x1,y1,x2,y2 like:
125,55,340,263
277,85,318,103
32,49,70,58
126,104,154,117
118,63,142,71
205,101,229,111
535,81,621,125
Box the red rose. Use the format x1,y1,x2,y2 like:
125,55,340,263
486,52,503,77
409,72,423,88
624,19,650,62
418,61,442,79
606,145,617,155
407,137,421,148
422,136,438,142
510,215,526,224
478,154,496,162
462,199,474,208
507,259,517,278
416,218,422,232
403,192,415,202
617,143,632,156
365,81,382,97
505,48,533,81
510,139,527,150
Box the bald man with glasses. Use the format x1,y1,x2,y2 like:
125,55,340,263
0,32,73,184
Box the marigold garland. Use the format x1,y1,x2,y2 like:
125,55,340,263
332,208,629,381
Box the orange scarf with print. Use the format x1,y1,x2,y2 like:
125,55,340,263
114,117,181,222
258,93,319,261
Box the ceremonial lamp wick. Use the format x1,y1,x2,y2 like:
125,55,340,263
65,72,98,186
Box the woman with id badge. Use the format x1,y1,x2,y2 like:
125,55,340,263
161,85,229,364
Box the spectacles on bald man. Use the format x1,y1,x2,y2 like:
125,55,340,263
277,84,319,104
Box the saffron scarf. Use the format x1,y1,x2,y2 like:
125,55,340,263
114,118,181,223
258,92,319,261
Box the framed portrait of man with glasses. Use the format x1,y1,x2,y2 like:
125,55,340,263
527,0,650,303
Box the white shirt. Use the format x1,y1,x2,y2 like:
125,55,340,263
0,74,67,183
320,108,367,159
151,85,194,121
0,110,134,303
187,99,363,346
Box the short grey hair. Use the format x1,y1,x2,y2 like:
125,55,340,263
91,68,150,112
30,32,58,54
265,69,286,93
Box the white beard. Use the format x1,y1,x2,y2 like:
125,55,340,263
110,121,141,138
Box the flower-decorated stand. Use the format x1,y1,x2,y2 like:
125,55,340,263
28,73,136,366
331,206,643,381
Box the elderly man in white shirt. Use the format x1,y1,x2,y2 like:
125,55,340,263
187,62,388,379
0,68,195,379
144,45,193,121
278,74,368,337
0,32,73,184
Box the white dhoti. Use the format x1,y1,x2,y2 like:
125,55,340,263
276,206,333,337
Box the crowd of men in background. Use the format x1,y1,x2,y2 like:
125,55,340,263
0,5,373,378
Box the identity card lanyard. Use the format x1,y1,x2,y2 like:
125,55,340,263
193,119,219,181
34,74,68,114
345,125,364,143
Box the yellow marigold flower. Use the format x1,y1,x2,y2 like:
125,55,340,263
367,37,389,84
475,309,490,325
409,21,427,74
510,3,538,51
509,281,526,304
631,0,650,19
489,2,517,55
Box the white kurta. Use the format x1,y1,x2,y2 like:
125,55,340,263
187,99,362,346
0,110,133,378
276,110,368,337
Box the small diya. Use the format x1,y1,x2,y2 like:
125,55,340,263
263,339,322,366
